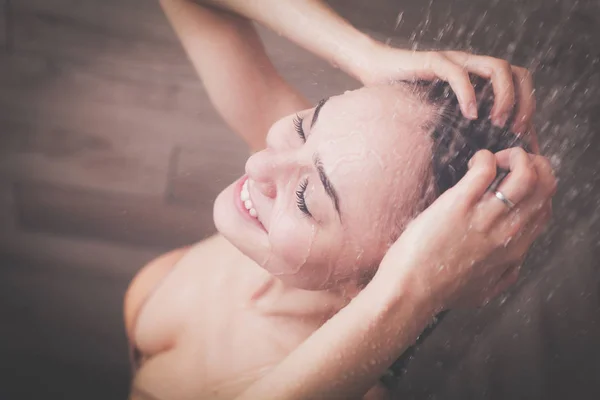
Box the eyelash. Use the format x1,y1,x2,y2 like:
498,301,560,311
296,178,312,217
293,114,306,142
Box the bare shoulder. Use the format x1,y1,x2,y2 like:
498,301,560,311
124,246,191,342
124,235,234,342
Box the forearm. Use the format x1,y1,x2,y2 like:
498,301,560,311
236,272,435,400
160,0,308,151
194,0,377,81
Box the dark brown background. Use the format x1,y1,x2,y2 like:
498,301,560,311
0,1,598,399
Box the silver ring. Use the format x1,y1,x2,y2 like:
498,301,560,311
494,191,515,209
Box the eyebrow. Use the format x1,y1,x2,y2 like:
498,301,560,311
313,154,341,219
310,97,329,129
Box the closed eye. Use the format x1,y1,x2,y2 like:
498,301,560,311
293,114,306,142
296,178,312,217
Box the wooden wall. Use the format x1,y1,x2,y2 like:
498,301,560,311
0,1,598,399
0,1,358,398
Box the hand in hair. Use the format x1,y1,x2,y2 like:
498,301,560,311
358,46,535,135
374,147,556,311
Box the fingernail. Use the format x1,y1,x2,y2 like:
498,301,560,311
494,112,509,127
467,102,478,120
468,156,475,169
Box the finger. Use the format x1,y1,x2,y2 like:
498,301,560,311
510,66,536,134
506,155,557,220
479,263,522,306
443,52,515,126
449,150,497,206
511,201,552,245
427,52,478,119
499,157,556,240
499,201,551,262
492,264,521,294
475,148,537,230
525,126,541,154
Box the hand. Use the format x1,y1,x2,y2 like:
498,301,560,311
376,147,556,312
358,45,535,134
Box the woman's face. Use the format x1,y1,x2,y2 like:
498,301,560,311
214,85,434,290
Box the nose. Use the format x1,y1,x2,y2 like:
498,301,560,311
245,148,297,199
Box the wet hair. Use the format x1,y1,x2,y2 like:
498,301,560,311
425,75,530,196
380,76,531,389
390,75,531,240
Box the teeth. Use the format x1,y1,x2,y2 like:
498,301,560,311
241,188,249,202
240,179,258,218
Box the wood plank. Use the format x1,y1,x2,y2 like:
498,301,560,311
0,50,249,197
0,50,209,127
19,0,177,46
0,226,159,279
14,180,216,249
12,0,195,81
0,48,243,146
0,116,173,196
0,355,129,400
10,1,359,101
0,182,16,228
167,146,245,206
0,261,131,371
0,0,6,51
0,78,225,154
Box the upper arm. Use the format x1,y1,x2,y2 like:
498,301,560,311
161,0,310,152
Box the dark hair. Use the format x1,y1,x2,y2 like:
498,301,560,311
426,75,530,195
381,76,531,390
389,76,530,243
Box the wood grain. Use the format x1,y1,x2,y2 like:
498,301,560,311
167,146,244,206
0,260,131,374
14,181,216,249
0,1,6,51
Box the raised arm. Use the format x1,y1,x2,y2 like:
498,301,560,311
234,148,556,400
164,0,536,150
160,0,310,152
194,0,376,81
193,0,537,132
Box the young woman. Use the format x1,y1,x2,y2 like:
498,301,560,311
124,1,555,399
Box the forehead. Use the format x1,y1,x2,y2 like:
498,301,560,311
310,85,433,165
309,85,433,192
308,85,434,236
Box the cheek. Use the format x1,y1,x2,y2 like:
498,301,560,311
266,117,296,149
265,213,317,275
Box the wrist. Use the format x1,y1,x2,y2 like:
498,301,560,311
334,33,379,82
367,264,440,328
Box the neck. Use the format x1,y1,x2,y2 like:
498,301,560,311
323,278,368,304
245,266,369,322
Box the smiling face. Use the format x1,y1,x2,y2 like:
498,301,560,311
213,84,436,290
